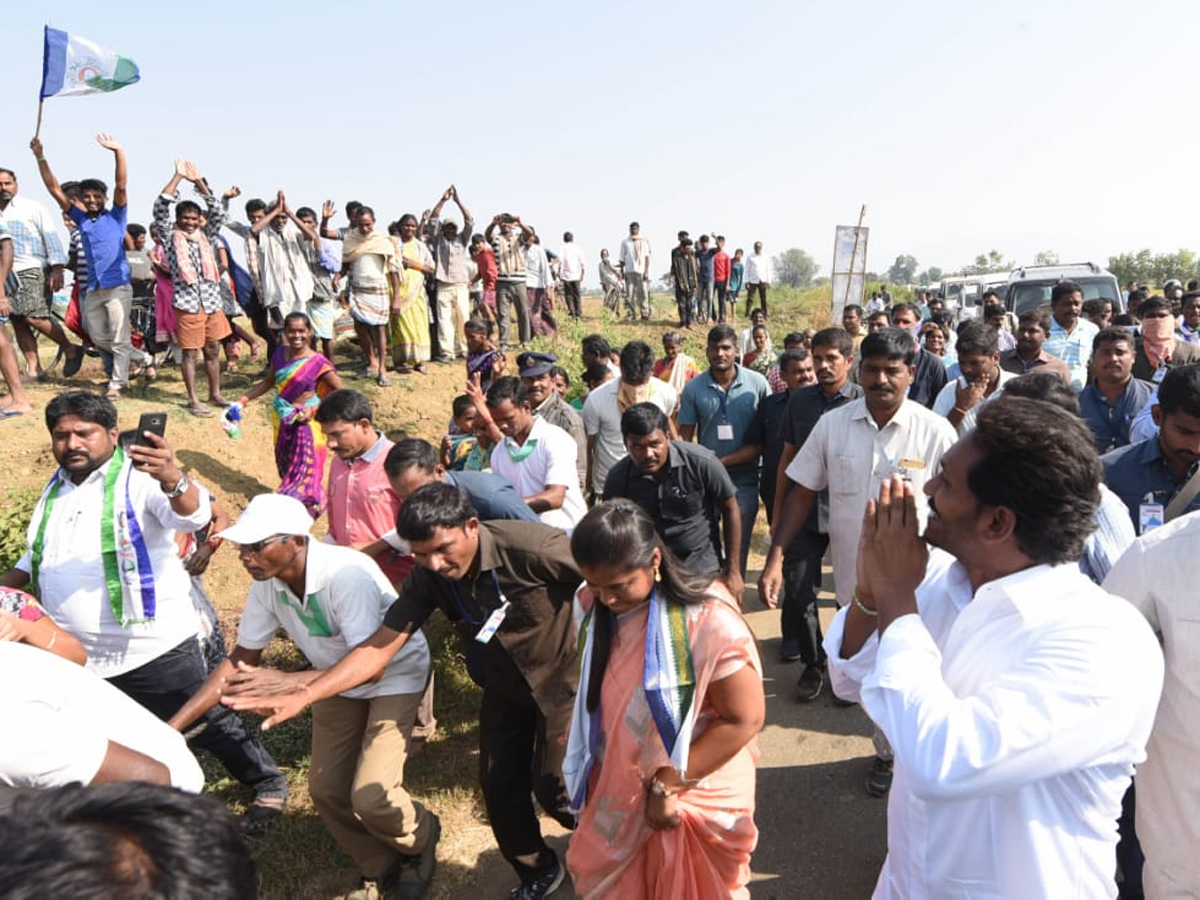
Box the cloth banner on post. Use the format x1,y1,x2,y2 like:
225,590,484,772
831,224,869,321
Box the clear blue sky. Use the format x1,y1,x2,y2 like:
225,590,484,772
6,1,1197,284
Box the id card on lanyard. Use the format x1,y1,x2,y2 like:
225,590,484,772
713,383,734,441
448,571,510,644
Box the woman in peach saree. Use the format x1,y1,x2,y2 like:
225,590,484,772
564,502,764,899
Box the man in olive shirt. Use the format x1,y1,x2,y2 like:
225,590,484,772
226,482,578,900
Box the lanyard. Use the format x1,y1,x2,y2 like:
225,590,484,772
448,570,505,627
709,381,731,422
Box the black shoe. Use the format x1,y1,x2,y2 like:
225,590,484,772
510,853,564,899
796,665,824,702
63,347,84,377
778,637,802,662
865,757,893,798
384,810,440,899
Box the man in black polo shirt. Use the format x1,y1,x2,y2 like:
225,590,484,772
227,482,579,900
602,402,742,601
891,301,946,408
768,327,861,699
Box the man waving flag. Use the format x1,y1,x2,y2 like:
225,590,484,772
40,26,140,99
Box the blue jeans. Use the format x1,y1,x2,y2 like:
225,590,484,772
107,637,288,800
733,481,760,577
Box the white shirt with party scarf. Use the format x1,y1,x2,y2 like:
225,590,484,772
16,457,211,678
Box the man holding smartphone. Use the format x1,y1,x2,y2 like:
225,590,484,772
0,391,289,831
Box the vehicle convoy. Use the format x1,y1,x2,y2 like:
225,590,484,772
939,273,1011,321
1003,262,1123,317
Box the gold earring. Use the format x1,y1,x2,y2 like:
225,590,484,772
653,567,661,583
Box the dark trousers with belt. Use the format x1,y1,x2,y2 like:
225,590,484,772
107,637,288,800
782,529,830,668
479,686,574,880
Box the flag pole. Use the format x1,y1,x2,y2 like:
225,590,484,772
34,100,44,140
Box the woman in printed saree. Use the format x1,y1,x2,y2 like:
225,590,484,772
389,214,434,377
564,502,764,900
237,313,344,517
338,206,399,386
742,323,775,377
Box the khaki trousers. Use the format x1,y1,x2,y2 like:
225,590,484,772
308,691,431,877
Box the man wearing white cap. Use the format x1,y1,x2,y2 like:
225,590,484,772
169,493,438,900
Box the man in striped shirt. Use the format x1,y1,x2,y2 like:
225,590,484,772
485,213,532,351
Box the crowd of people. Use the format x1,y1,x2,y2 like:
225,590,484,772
1,134,1198,900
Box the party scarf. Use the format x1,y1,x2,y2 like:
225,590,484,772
564,587,696,813
29,447,157,626
502,435,538,463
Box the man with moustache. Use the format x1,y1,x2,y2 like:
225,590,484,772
1078,328,1154,454
889,302,947,408
602,402,742,597
759,328,861,693
825,399,1162,898
1102,364,1200,533
1042,280,1099,391
999,309,1072,383
224,482,580,900
518,351,586,487
169,493,437,900
759,330,956,790
0,390,288,827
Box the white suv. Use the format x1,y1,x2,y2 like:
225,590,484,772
1004,263,1123,317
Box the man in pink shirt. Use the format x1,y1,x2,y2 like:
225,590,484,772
314,389,435,744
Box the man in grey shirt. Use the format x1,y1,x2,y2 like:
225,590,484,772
428,186,474,363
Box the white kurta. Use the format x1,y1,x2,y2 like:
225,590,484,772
827,551,1164,899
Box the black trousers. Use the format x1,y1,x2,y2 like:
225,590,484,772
781,529,830,668
107,637,288,799
562,280,582,318
478,686,574,880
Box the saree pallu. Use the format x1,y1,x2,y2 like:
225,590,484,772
566,588,761,899
270,347,336,517
391,238,432,365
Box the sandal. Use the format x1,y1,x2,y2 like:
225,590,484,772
376,374,391,387
186,404,214,418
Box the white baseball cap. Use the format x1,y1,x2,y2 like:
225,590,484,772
216,493,313,544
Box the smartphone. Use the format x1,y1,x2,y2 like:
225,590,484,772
135,412,168,447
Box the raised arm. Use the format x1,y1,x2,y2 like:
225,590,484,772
251,190,286,236
319,200,342,240
28,137,74,213
452,185,473,241
159,158,190,199
95,133,128,208
430,186,452,220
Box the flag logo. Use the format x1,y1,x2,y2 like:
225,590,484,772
40,27,140,99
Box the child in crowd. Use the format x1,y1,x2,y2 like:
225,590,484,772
470,233,497,323
465,317,504,393
442,394,480,470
